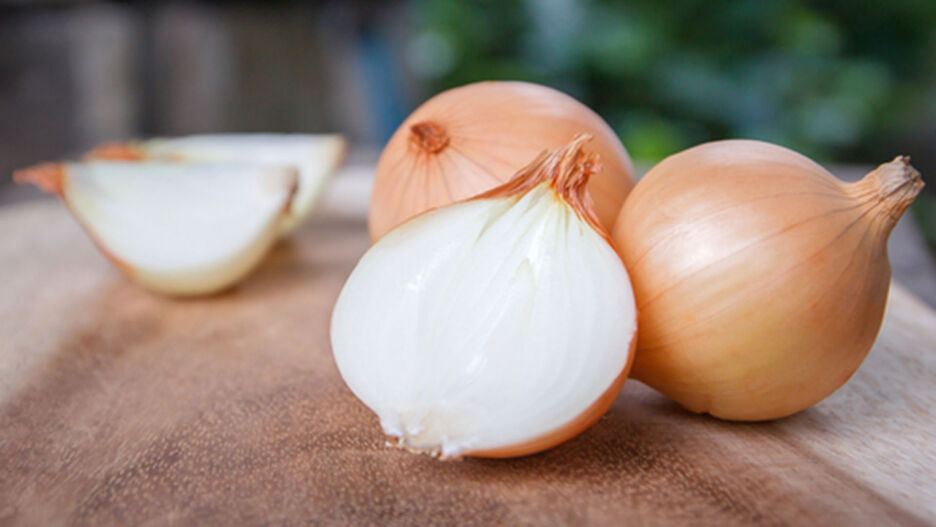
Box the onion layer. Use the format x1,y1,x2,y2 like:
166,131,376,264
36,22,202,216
333,136,637,458
369,81,635,241
612,140,923,421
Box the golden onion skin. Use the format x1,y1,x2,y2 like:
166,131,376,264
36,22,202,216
369,81,635,241
612,140,923,421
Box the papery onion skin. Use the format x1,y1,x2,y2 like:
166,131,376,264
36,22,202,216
369,81,635,241
612,140,923,421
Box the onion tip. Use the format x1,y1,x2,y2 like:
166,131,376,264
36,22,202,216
861,155,924,223
13,162,66,195
84,142,145,161
409,121,450,154
476,133,605,235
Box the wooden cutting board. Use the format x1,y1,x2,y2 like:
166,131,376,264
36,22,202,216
1,196,935,526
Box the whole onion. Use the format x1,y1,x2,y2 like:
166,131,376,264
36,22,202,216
369,81,635,240
612,140,923,421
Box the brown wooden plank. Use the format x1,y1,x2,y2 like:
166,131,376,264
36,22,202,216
0,197,934,526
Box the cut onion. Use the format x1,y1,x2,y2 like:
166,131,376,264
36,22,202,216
332,135,637,458
87,133,346,233
15,161,297,296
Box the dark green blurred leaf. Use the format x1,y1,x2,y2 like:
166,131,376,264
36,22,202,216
411,0,936,165
913,193,936,251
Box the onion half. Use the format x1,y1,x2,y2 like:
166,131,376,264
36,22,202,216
333,136,637,458
15,161,297,296
87,133,346,234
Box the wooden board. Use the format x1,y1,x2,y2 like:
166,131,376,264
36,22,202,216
1,196,935,526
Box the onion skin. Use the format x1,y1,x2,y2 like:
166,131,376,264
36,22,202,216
612,140,924,421
369,81,635,241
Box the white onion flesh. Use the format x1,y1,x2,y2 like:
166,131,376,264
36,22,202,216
63,161,296,295
331,183,636,458
136,134,345,233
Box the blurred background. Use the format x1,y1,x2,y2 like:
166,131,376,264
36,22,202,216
2,0,935,298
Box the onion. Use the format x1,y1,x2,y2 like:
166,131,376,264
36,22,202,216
86,134,346,234
612,140,924,421
368,81,635,241
14,161,297,296
332,135,637,458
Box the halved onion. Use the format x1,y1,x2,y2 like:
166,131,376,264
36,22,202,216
332,136,637,458
87,134,346,233
15,161,297,296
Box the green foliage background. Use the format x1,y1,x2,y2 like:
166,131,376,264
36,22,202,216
411,0,936,248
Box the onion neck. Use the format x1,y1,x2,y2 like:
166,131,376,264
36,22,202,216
410,121,450,154
473,133,605,234
851,156,924,230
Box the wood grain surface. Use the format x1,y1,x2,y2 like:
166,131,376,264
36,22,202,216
1,196,935,526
